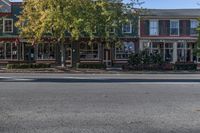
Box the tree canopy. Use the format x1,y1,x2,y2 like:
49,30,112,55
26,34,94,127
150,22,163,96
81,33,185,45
16,0,140,42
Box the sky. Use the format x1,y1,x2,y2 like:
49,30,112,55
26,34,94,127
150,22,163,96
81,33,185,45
10,0,200,9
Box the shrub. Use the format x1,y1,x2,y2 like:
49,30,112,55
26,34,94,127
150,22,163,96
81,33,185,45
6,63,51,69
174,63,197,70
127,50,164,70
78,63,106,69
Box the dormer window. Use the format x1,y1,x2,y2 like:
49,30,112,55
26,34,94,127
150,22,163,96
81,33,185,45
3,18,13,33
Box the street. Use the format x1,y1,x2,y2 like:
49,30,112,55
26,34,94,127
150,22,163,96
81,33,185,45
0,73,200,133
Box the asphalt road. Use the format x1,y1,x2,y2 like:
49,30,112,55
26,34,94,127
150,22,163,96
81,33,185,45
0,73,200,133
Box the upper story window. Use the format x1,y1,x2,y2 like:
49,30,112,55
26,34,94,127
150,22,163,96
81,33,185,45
149,20,159,36
3,18,13,33
122,21,132,33
170,20,179,36
190,20,199,36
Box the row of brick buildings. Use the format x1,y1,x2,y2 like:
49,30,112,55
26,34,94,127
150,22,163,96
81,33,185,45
1,0,200,67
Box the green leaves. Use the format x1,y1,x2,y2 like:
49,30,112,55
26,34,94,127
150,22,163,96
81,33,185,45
16,0,140,44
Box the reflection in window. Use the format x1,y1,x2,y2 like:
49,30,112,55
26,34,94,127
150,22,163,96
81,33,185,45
165,43,173,62
149,20,158,36
38,43,55,60
115,42,135,59
170,20,179,36
0,43,18,60
80,42,99,60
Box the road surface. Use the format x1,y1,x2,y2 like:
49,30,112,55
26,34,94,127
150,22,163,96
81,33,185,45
0,73,200,133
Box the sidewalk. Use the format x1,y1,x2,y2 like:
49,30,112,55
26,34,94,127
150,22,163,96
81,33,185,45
0,67,200,74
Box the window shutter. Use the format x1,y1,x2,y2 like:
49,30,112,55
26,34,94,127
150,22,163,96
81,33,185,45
186,20,190,35
159,20,166,35
144,20,149,35
179,20,184,35
166,20,170,35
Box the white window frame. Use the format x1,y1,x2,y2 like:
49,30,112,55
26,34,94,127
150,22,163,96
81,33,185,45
79,42,100,60
190,19,199,36
3,18,13,33
115,41,135,60
122,21,132,34
170,20,179,36
149,19,159,36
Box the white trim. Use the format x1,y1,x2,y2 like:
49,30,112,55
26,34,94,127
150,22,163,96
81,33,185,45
3,18,13,33
2,0,11,6
170,19,179,36
122,21,132,34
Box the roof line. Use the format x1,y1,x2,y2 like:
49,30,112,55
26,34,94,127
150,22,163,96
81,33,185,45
1,0,11,6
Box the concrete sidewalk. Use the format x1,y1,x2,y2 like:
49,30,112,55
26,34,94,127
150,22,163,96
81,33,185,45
0,67,200,74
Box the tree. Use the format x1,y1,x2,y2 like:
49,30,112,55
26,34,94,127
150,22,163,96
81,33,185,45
16,0,141,67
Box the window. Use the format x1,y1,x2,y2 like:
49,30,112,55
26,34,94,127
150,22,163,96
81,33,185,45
3,19,13,33
164,43,173,62
190,20,198,35
170,20,179,36
0,42,18,60
80,42,99,60
122,21,132,33
38,43,55,60
177,43,192,62
109,27,115,33
149,20,158,36
115,42,135,59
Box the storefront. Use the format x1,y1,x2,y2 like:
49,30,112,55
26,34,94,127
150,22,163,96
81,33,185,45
140,39,197,64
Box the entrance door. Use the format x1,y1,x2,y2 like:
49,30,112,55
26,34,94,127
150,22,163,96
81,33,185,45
66,48,72,67
24,44,35,63
103,49,112,67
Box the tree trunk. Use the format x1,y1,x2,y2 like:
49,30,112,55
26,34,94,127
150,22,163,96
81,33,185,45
60,40,66,67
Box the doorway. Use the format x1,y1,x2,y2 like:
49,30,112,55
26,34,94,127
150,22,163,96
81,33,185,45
24,44,35,63
103,49,112,67
66,48,72,67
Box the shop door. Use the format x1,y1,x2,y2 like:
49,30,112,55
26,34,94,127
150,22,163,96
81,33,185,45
66,48,72,67
103,49,112,67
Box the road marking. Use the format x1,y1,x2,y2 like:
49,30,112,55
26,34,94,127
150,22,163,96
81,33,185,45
0,77,12,79
12,78,35,81
127,82,200,85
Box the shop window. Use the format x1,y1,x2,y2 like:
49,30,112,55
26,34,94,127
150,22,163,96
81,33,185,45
0,43,18,60
115,42,135,60
38,43,55,60
80,42,99,60
177,43,192,62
